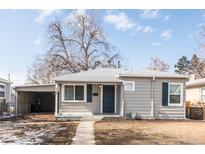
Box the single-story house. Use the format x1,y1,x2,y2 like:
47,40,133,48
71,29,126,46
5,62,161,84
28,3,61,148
15,68,188,119
186,78,205,105
0,78,12,114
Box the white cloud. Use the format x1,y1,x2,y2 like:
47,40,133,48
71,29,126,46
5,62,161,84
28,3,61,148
34,37,42,46
104,11,156,36
143,26,154,33
151,42,161,46
129,25,143,36
164,15,170,22
104,12,136,31
160,29,172,40
140,10,159,19
35,9,59,23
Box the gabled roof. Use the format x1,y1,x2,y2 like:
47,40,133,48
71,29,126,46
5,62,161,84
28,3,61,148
0,78,12,84
52,68,188,83
53,68,128,83
186,78,205,87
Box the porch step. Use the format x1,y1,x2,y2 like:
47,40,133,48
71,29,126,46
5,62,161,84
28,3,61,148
81,115,104,121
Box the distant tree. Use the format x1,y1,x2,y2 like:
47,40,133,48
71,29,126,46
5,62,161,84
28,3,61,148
28,10,121,84
148,58,170,72
174,56,192,75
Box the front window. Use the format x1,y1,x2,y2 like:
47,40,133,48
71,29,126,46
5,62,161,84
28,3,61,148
75,86,84,100
201,88,205,102
63,85,85,101
0,84,5,99
169,83,182,106
64,85,74,100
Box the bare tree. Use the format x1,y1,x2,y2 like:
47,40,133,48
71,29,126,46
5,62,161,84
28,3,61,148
28,10,121,83
148,57,170,72
193,25,205,78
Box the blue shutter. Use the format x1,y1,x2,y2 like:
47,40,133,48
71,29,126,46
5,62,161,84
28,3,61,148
87,84,92,103
162,82,168,106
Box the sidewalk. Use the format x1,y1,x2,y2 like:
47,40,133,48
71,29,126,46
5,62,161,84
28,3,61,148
71,121,95,145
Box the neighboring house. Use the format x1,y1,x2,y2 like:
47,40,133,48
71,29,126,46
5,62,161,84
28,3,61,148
186,78,205,105
15,68,188,119
0,78,12,115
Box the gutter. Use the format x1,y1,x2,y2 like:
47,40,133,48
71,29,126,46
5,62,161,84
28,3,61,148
118,74,189,79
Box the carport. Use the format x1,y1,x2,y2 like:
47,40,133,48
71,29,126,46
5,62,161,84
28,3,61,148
15,84,55,114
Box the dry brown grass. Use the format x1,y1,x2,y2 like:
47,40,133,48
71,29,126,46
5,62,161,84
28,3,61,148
94,119,205,145
40,122,78,145
21,113,58,122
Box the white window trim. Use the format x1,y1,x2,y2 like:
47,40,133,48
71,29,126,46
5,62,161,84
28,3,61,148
0,83,6,99
200,87,205,102
123,81,135,91
61,83,87,102
168,82,183,106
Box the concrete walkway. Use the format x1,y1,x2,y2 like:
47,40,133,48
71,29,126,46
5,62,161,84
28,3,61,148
71,121,95,145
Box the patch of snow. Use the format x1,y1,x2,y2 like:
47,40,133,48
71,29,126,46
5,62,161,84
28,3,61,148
0,122,68,145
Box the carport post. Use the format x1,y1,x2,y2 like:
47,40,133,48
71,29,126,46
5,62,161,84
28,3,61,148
55,83,59,117
120,83,124,116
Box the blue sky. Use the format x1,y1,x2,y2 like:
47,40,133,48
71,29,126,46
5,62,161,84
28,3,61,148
0,9,204,85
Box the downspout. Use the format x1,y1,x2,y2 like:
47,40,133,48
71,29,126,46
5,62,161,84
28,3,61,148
151,76,155,118
116,75,125,117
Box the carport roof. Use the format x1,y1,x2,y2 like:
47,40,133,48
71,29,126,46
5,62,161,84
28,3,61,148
14,84,55,92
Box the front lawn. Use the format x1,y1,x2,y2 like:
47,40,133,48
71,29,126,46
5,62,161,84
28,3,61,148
94,119,205,145
0,114,79,145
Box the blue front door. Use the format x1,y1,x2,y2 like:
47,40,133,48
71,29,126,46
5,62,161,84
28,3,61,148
103,85,115,113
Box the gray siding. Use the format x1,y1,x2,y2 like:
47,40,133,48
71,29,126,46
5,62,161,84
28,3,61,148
0,82,10,113
154,78,186,119
123,78,152,118
58,82,122,116
0,82,11,104
122,77,186,119
59,83,101,116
